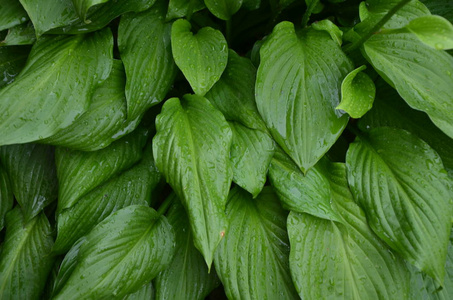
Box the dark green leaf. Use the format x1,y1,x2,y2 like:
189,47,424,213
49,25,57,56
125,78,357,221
72,0,109,21
0,165,13,230
166,0,205,20
0,0,28,31
421,0,453,23
153,94,232,267
124,282,155,300
0,22,36,46
0,45,29,89
204,0,242,20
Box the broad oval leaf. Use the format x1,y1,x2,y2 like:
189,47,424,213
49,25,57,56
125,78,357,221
153,94,233,267
154,195,219,300
214,187,299,300
346,127,453,283
204,0,242,20
256,22,353,173
52,205,175,299
0,165,13,230
288,163,412,299
0,0,28,31
0,45,30,89
406,15,453,50
0,29,113,146
171,19,228,96
0,208,55,299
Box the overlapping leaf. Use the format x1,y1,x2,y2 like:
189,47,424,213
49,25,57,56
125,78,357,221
0,165,13,230
204,0,242,20
0,22,36,46
421,0,453,22
0,45,30,89
124,282,155,299
166,0,205,20
0,0,28,31
406,15,453,50
72,0,109,21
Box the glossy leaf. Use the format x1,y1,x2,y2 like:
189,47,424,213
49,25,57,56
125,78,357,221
312,19,343,45
214,187,298,300
0,22,36,46
0,0,28,31
0,143,58,221
0,165,13,230
124,282,155,300
336,65,375,118
0,208,55,299
72,0,109,21
166,0,205,20
288,163,412,299
229,122,274,197
406,15,453,50
153,94,233,267
204,0,242,20
52,205,175,300
0,45,30,89
53,144,161,254
421,0,453,23
154,196,219,300
171,19,228,96
118,1,177,124
56,127,148,212
256,22,353,173
346,127,452,283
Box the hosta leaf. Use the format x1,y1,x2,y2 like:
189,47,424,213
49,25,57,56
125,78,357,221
269,148,342,221
0,29,113,146
421,0,453,23
72,0,109,20
0,22,36,46
118,1,177,124
256,22,353,173
53,144,161,253
154,195,219,300
56,127,148,212
166,0,205,20
346,127,453,283
363,29,453,138
229,122,274,197
171,19,228,96
0,45,30,89
204,0,242,20
52,205,175,300
0,208,55,299
0,166,13,230
0,0,28,31
0,143,58,221
41,60,128,151
153,94,233,267
205,49,266,131
406,15,453,50
214,187,298,300
336,65,376,118
288,163,412,299
124,282,155,300
312,19,343,46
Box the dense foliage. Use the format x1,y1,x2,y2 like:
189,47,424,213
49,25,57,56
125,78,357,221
0,0,452,299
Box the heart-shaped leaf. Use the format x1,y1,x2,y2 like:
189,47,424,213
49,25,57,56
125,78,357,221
204,0,242,20
0,45,30,89
0,0,28,31
0,166,13,230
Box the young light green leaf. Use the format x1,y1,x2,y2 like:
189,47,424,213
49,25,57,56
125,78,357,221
363,29,453,138
0,29,113,146
124,282,155,300
0,166,13,230
229,122,274,198
0,143,58,222
312,19,343,45
53,144,161,254
205,49,267,131
155,195,219,300
118,1,177,124
288,163,412,299
153,94,233,267
405,15,453,50
336,65,376,118
0,0,28,31
56,127,148,212
214,187,299,300
346,127,453,284
256,22,353,173
171,19,228,96
52,205,175,300
204,0,242,20
0,45,29,89
166,0,205,20
0,22,36,46
41,60,128,151
0,208,55,300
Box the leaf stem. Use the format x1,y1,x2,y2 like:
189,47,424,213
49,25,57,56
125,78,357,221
186,0,197,21
157,196,174,216
226,18,232,44
343,0,411,53
301,0,320,28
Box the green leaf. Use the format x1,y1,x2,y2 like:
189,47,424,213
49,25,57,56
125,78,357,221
346,127,453,283
56,127,148,212
166,0,205,20
268,148,342,222
72,0,109,21
0,143,58,221
204,0,242,20
406,15,453,50
205,49,267,131
118,1,177,124
41,60,128,151
53,144,161,254
124,282,155,300
0,0,28,31
171,19,228,96
214,187,299,300
0,208,55,299
0,22,36,46
420,0,453,23
154,195,219,300
52,205,175,300
336,65,376,118
363,27,453,138
0,45,30,89
153,94,233,267
0,29,113,146
229,122,275,197
312,19,343,46
288,163,412,299
0,166,13,230
256,22,353,173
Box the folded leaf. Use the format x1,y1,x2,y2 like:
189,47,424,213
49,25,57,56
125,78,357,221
0,0,29,31
256,22,353,173
312,19,343,46
72,0,109,21
346,127,452,283
288,163,412,299
171,19,228,96
406,15,453,50
52,205,175,300
0,143,58,221
0,45,30,89
214,187,299,300
154,195,219,300
204,0,242,20
0,22,36,46
153,94,232,267
0,166,13,230
0,208,55,299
